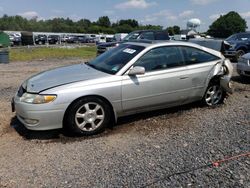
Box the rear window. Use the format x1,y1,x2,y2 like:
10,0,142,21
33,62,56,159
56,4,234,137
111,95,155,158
180,46,220,65
155,32,170,40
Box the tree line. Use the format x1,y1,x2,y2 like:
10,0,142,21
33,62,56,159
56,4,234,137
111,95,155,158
0,11,247,38
0,15,163,34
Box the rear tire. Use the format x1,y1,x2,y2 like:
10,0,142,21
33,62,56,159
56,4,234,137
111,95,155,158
64,97,111,136
203,82,225,106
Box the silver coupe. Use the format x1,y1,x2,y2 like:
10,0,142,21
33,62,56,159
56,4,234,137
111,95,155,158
12,41,233,135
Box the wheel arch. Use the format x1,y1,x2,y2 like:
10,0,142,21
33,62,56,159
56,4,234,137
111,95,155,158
63,95,117,128
203,75,221,96
237,46,247,53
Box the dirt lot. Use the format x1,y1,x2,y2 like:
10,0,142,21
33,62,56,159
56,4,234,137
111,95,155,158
0,59,249,187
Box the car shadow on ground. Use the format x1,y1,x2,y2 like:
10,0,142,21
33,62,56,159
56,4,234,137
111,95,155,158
10,101,206,142
10,117,62,140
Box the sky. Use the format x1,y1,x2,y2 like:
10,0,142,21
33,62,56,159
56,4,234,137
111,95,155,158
0,0,250,32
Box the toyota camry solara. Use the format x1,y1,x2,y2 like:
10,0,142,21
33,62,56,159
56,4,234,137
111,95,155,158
12,41,233,135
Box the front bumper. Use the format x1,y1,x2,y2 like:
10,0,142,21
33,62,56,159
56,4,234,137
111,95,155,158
224,50,237,58
237,62,250,77
12,95,68,131
220,76,233,94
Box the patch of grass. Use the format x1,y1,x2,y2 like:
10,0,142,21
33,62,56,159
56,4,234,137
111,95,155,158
9,46,97,62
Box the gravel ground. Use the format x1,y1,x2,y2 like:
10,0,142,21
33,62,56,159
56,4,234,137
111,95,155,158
0,59,249,188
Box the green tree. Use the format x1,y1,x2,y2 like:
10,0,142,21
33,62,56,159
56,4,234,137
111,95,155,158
96,16,111,27
173,25,180,34
166,27,174,35
207,11,247,38
114,24,133,33
138,24,163,30
119,19,138,28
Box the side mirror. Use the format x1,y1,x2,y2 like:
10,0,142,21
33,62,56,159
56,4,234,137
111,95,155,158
128,66,145,76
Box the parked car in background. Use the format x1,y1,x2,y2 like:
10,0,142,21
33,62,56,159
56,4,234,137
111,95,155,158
97,30,170,55
224,32,250,62
237,53,250,78
76,36,88,43
188,38,227,55
8,33,21,46
48,35,59,44
114,33,128,42
12,41,233,136
66,35,78,43
97,35,115,44
35,35,47,45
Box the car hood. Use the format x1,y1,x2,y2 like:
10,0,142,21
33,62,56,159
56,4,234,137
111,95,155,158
225,40,245,45
241,52,250,59
23,63,109,93
98,41,122,47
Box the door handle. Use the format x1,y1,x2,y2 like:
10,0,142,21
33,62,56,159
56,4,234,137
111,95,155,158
180,77,189,80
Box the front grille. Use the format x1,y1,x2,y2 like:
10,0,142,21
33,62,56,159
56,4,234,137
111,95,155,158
245,71,250,75
17,86,26,97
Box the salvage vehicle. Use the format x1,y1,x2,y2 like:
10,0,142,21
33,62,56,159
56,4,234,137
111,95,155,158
97,30,170,55
224,32,250,62
34,35,47,45
12,41,233,136
237,53,250,78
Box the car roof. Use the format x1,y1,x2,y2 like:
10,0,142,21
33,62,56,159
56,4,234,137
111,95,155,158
125,40,201,48
124,40,223,58
131,30,167,33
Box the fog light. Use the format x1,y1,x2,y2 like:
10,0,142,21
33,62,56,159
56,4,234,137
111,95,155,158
24,118,39,125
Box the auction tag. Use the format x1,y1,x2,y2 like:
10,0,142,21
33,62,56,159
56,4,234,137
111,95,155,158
123,48,136,54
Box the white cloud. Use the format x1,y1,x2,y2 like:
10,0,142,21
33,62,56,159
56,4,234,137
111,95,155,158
240,11,250,19
69,14,81,21
179,10,194,18
141,10,177,26
190,0,218,5
209,13,225,20
154,10,177,20
19,11,40,19
115,0,157,10
141,9,196,25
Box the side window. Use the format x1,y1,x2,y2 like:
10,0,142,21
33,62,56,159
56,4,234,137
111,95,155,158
180,47,220,65
139,32,154,40
134,46,184,72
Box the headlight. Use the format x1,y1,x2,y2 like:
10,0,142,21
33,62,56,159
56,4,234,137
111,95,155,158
20,93,57,104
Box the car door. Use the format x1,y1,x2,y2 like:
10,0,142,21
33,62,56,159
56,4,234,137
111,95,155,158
179,46,222,100
121,46,191,113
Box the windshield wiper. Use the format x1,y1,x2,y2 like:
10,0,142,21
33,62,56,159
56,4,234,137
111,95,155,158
86,62,97,70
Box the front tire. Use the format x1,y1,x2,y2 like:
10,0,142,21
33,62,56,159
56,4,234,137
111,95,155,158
64,97,111,136
235,49,245,62
203,82,225,106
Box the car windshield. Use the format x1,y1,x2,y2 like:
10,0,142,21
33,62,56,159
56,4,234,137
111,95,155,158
226,34,237,41
88,44,145,74
226,33,250,41
122,32,140,41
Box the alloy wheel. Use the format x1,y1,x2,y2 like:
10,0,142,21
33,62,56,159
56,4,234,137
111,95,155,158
75,102,105,132
205,85,223,106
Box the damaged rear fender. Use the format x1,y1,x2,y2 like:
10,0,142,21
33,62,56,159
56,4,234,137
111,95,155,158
206,59,234,94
